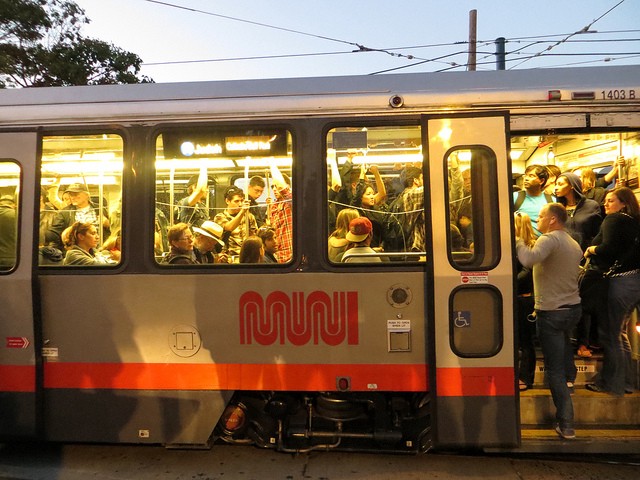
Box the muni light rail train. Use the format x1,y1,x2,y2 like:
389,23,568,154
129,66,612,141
1,65,640,454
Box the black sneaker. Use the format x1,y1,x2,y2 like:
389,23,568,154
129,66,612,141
586,383,606,393
555,424,576,440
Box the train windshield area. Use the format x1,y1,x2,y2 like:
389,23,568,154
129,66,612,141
154,128,293,265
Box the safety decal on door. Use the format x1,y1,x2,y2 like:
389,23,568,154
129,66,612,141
460,272,488,284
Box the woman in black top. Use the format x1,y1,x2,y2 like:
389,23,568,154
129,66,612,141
555,172,602,357
584,187,640,396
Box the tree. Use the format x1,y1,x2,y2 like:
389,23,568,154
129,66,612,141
0,0,152,87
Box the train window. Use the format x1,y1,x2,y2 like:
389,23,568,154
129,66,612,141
326,125,425,264
154,128,293,265
446,147,500,270
0,161,20,271
40,134,123,266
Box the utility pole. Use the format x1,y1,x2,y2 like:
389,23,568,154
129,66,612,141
495,37,506,70
467,9,477,71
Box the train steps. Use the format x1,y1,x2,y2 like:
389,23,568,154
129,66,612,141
514,352,640,453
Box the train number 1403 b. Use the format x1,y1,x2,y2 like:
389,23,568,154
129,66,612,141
601,89,636,100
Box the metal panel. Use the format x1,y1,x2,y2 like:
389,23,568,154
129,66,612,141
0,133,38,439
510,114,586,130
424,113,518,449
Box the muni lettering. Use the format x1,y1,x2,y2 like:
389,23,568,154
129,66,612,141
239,290,359,346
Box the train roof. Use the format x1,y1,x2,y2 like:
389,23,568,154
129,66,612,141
1,65,639,125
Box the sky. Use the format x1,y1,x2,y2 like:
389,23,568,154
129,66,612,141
72,0,640,84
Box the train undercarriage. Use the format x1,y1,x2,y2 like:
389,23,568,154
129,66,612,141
215,391,432,454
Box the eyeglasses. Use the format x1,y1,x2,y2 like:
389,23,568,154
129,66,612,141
178,235,194,242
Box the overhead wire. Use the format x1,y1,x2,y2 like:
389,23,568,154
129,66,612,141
138,0,638,74
140,0,429,63
508,0,627,69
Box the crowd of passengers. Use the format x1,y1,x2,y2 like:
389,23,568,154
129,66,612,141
5,152,640,406
513,156,640,413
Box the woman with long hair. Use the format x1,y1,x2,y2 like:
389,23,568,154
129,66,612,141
63,222,104,266
554,172,602,357
328,208,359,262
514,212,537,390
239,236,264,264
584,187,640,396
350,164,390,249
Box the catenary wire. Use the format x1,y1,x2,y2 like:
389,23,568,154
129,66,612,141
137,0,638,75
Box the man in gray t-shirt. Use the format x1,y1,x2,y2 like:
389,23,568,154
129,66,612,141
516,203,582,440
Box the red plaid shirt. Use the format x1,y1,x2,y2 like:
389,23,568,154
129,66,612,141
269,187,293,263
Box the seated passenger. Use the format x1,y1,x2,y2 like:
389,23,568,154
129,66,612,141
192,220,226,264
63,222,112,266
341,217,382,263
101,229,122,263
257,226,279,264
328,208,359,262
239,235,264,264
163,222,197,265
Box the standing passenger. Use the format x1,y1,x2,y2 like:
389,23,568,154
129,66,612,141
46,183,110,250
247,176,267,227
350,164,389,249
544,165,562,197
516,203,582,440
554,172,602,359
214,186,257,258
584,186,640,396
514,165,553,236
176,171,210,228
267,169,293,263
514,212,536,391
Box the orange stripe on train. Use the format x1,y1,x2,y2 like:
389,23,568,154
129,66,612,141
436,367,515,396
42,363,428,391
0,365,35,392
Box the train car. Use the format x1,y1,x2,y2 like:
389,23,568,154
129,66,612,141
1,65,639,454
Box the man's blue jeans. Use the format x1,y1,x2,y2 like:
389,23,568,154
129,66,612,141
536,305,581,429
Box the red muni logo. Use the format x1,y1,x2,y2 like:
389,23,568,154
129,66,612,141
239,290,359,346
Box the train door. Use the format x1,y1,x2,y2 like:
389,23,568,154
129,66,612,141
423,113,518,448
0,132,38,438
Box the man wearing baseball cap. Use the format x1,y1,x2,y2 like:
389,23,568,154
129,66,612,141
341,217,382,263
45,182,110,250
